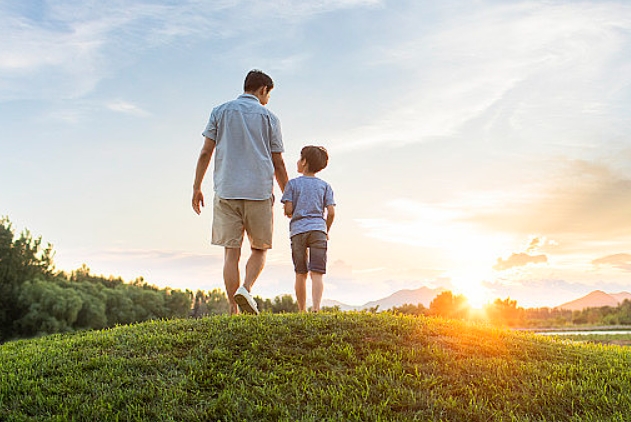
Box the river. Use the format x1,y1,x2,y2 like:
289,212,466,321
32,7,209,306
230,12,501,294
536,330,631,336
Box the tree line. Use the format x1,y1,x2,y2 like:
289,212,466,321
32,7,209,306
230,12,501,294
0,217,195,341
0,217,306,342
391,292,631,328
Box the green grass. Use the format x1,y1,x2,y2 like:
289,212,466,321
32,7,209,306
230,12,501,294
1,313,630,421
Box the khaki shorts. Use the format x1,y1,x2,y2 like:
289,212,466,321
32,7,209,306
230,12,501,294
211,195,274,249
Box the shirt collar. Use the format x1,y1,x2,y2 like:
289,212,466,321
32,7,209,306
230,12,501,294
238,94,259,102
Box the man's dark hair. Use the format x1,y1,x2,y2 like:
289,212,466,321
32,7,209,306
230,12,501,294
244,69,274,92
301,145,329,173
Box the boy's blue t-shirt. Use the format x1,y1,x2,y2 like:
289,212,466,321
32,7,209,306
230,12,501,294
281,176,335,237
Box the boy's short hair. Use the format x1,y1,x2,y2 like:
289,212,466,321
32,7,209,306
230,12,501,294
244,69,274,92
301,145,329,173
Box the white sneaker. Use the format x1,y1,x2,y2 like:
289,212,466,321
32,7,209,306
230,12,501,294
234,286,259,315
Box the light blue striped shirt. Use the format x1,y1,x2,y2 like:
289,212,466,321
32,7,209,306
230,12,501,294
203,94,284,200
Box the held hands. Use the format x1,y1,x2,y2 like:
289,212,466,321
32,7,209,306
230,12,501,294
192,189,205,215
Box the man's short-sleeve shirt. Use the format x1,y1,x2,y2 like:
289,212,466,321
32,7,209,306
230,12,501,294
202,94,284,200
281,176,335,237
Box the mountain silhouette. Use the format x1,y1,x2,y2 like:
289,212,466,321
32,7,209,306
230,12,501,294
324,287,631,312
557,290,631,311
323,286,445,311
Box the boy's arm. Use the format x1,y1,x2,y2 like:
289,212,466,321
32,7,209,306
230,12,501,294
272,152,288,193
325,205,335,234
192,137,216,215
283,201,293,218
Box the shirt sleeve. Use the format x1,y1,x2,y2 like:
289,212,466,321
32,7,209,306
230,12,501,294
268,112,284,153
202,108,218,140
324,183,335,206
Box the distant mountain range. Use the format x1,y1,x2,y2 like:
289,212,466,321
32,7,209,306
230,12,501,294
323,287,631,312
557,290,631,311
322,286,445,311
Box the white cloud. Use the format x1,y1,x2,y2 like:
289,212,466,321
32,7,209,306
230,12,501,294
107,101,150,117
493,252,548,271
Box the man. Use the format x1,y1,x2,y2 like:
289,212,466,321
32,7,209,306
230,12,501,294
192,70,288,315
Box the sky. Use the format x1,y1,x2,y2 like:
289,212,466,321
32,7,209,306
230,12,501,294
1,0,631,309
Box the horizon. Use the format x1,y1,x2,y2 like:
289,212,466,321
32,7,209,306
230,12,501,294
2,1,631,310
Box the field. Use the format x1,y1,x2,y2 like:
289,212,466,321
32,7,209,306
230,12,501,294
1,312,630,421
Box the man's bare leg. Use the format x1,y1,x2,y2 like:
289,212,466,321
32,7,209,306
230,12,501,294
224,247,241,315
243,248,266,292
295,273,308,312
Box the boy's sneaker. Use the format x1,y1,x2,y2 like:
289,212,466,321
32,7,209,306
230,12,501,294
234,286,259,315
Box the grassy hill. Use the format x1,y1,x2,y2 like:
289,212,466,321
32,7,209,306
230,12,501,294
1,313,630,421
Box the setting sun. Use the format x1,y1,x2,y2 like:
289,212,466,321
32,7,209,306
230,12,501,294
448,271,493,309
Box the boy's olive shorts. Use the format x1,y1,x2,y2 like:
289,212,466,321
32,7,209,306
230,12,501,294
211,195,274,249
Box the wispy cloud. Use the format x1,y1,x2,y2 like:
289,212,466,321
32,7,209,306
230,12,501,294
90,248,221,266
261,0,381,18
334,2,631,152
592,253,631,272
468,159,631,240
57,247,225,290
107,101,150,117
0,0,382,101
355,198,472,249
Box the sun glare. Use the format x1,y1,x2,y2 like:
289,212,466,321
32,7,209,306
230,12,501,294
450,274,491,309
444,232,506,310
359,198,513,310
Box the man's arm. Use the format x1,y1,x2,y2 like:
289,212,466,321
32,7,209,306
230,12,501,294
272,152,288,193
192,137,216,215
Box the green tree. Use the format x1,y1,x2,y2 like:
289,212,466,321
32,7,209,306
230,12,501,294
429,291,470,320
67,264,124,288
104,288,137,326
191,289,229,317
270,294,299,313
165,288,193,318
392,303,426,316
617,300,631,325
485,297,523,327
74,289,108,330
0,217,55,340
15,279,84,336
256,295,299,314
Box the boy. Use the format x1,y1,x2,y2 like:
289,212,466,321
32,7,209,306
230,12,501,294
281,146,336,312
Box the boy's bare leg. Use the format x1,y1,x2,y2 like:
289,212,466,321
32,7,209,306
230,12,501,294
295,273,308,311
311,272,324,312
224,247,241,315
243,248,266,292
